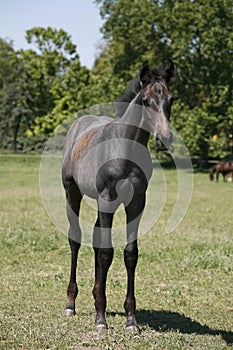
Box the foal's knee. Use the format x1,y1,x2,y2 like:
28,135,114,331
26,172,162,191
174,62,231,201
99,247,114,269
124,242,138,270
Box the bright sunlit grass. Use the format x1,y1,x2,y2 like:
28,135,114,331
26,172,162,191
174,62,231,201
0,154,232,349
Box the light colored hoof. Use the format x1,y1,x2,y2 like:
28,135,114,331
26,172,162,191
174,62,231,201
64,308,75,317
96,324,108,333
125,325,140,334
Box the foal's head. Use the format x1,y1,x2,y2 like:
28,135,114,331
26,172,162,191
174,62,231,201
139,60,174,151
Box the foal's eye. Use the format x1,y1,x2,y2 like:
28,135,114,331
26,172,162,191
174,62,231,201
170,96,175,103
142,96,149,106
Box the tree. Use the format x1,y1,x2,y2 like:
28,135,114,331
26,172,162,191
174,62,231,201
0,40,35,150
23,27,91,135
158,0,233,160
157,0,232,114
95,0,232,111
0,28,92,149
24,27,78,117
0,38,15,89
92,0,167,102
94,0,233,160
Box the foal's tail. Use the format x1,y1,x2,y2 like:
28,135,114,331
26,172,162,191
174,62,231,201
209,165,216,181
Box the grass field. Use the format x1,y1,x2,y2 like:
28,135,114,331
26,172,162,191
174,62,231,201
0,154,233,349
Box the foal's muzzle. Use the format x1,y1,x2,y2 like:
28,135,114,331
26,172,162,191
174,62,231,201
155,132,173,151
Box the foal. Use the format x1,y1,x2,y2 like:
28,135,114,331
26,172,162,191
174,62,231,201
62,60,175,332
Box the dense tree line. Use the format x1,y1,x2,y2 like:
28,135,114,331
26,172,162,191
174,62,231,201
0,0,232,161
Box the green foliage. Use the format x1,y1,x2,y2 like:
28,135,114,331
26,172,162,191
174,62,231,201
158,0,232,114
171,100,233,160
0,28,92,144
23,27,89,136
172,101,217,160
1,134,47,152
208,105,233,159
26,27,77,57
0,1,232,159
92,0,166,102
0,38,15,89
0,46,35,150
94,0,233,160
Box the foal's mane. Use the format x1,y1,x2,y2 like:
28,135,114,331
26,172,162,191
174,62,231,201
116,65,167,117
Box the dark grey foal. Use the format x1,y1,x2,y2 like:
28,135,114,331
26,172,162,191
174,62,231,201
62,60,175,332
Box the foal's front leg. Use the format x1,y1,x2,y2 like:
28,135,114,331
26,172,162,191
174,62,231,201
124,193,145,333
92,211,114,331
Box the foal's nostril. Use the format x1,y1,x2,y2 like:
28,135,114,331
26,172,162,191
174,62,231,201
155,132,173,151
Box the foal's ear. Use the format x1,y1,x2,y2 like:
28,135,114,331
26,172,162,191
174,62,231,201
164,59,174,84
139,60,152,86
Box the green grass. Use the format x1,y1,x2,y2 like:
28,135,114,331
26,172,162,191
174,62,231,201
0,154,233,349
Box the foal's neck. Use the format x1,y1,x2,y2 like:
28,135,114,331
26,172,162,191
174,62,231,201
119,94,150,146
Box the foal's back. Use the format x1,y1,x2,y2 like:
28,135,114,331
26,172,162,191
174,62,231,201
62,114,113,183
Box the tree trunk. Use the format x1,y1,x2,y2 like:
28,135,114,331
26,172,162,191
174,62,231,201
12,115,21,151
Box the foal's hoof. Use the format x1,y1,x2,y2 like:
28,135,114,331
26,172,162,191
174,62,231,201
64,308,75,317
96,323,108,333
126,316,140,334
64,302,75,317
95,317,108,333
126,324,140,334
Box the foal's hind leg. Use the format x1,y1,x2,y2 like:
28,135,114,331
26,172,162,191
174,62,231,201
124,193,145,333
64,178,82,316
92,211,114,331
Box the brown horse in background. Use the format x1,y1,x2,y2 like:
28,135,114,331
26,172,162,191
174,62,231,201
209,161,233,182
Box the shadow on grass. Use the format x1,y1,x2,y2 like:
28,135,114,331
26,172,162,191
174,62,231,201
138,309,233,345
108,309,233,345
